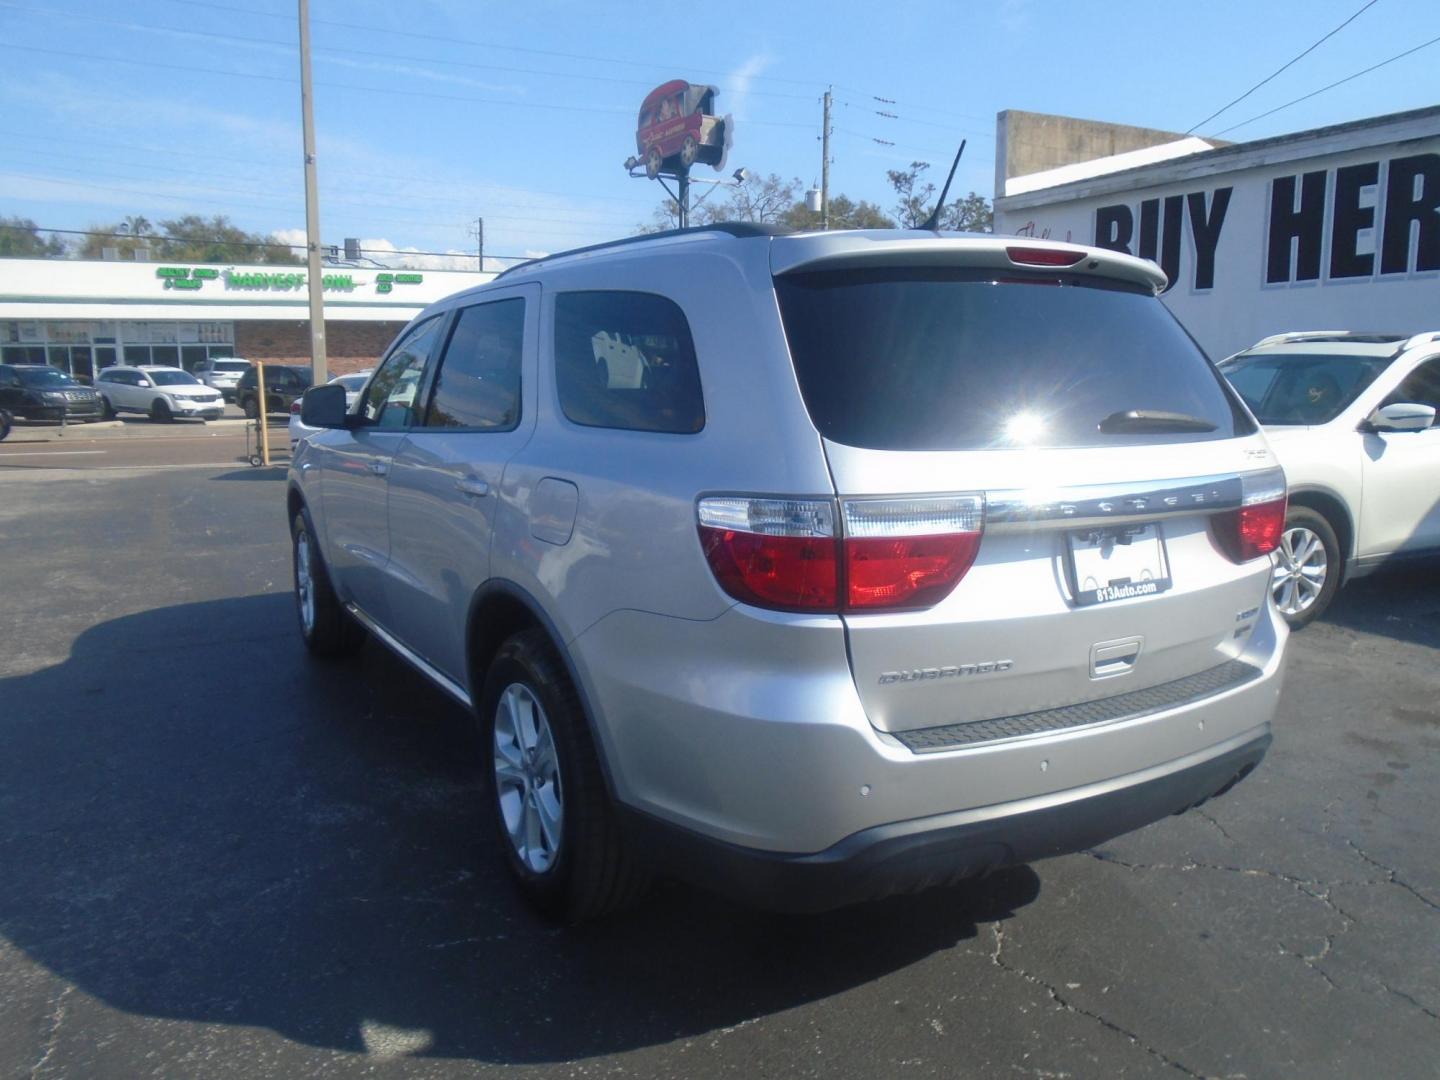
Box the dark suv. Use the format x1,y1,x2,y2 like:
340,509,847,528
0,364,103,422
237,365,311,418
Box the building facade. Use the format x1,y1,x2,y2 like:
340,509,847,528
994,106,1439,360
0,258,491,379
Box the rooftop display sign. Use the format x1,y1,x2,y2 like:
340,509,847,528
155,266,425,294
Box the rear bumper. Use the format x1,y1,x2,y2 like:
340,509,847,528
624,729,1270,912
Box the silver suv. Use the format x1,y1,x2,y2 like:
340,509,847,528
288,226,1289,921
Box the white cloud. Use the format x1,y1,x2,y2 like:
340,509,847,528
357,238,479,271
723,53,775,121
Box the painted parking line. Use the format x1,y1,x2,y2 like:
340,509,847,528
0,450,108,457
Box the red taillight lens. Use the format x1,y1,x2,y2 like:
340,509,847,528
290,400,302,414
698,498,838,611
842,496,984,610
1212,469,1287,562
697,494,985,613
1006,245,1086,267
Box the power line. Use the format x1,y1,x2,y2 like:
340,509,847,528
1211,31,1440,136
1185,0,1381,133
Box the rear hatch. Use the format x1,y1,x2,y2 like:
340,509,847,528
771,238,1282,735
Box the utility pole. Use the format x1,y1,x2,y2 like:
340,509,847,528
821,87,832,230
476,216,485,273
297,0,327,385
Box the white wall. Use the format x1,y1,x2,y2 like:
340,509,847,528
996,124,1439,360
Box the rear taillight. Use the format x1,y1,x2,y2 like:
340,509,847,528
1213,468,1287,562
697,494,984,613
290,400,302,414
841,496,983,610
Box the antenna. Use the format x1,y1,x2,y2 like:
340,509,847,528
917,139,967,232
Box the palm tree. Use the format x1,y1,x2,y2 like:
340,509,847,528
120,215,152,237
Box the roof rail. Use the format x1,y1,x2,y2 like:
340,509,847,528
494,222,793,281
1402,331,1440,351
1252,330,1407,348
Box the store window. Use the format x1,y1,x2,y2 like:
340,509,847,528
152,345,180,367
124,345,150,365
182,346,208,371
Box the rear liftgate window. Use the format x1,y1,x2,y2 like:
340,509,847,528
774,267,1253,451
554,291,705,434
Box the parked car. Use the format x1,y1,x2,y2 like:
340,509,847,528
95,366,224,422
237,365,311,418
288,369,372,449
1218,330,1440,627
0,363,103,422
195,357,253,401
288,225,1287,922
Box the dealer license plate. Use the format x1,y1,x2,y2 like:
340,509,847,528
1066,523,1172,607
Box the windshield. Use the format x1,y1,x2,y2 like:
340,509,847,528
16,367,78,388
1218,352,1393,425
151,370,201,386
335,374,370,391
212,361,249,372
774,267,1252,451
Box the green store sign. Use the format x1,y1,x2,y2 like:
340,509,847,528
155,266,424,295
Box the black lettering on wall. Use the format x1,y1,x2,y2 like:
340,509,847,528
1158,195,1183,293
1380,153,1440,275
1187,187,1231,290
1330,162,1379,279
1267,171,1327,284
1094,204,1133,254
1137,198,1159,262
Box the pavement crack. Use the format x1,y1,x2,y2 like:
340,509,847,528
988,923,1202,1078
1381,984,1440,1024
1344,839,1440,914
30,984,73,1079
1194,809,1236,843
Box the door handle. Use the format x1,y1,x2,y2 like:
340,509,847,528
456,477,491,498
368,461,389,476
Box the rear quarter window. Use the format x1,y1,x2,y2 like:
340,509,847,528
775,267,1252,451
553,291,704,434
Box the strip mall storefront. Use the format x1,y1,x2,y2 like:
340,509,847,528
0,258,490,381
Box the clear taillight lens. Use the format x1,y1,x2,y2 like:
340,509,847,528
697,494,985,613
841,496,984,610
697,497,838,611
1213,468,1287,562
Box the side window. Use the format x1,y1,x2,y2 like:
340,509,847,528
1386,358,1440,425
362,316,442,429
425,299,524,430
0,368,17,387
553,291,704,434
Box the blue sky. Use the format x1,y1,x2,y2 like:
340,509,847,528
1,0,1436,267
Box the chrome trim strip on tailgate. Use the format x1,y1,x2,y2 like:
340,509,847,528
985,472,1245,532
894,660,1263,754
344,602,472,708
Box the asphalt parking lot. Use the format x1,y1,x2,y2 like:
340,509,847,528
1,461,1436,1079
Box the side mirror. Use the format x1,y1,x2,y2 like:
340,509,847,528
300,383,348,428
1364,401,1436,433
138,378,153,388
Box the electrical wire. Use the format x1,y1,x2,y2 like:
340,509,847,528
1211,31,1440,136
1185,0,1381,133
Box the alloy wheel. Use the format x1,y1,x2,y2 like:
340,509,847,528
1272,525,1327,616
294,529,316,634
493,682,563,873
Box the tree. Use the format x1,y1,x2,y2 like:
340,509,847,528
886,161,993,232
782,193,894,231
76,214,300,262
637,172,801,233
0,216,66,257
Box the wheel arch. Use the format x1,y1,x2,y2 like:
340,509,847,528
1287,485,1354,570
466,580,620,799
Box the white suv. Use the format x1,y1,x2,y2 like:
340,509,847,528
195,357,252,401
95,365,226,422
289,226,1288,921
1219,331,1440,627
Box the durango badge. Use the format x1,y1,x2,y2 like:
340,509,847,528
879,661,1014,685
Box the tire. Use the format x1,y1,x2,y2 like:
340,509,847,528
150,398,173,423
243,396,258,420
480,629,649,922
680,134,698,168
645,147,662,180
0,410,10,442
290,510,365,657
1272,506,1341,630
100,396,115,420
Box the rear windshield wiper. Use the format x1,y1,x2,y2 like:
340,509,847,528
1098,409,1217,434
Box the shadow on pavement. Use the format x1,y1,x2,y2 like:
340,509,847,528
210,466,289,482
0,593,1039,1064
1321,559,1440,648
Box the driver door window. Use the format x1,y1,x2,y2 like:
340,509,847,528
1384,358,1440,426
363,317,443,429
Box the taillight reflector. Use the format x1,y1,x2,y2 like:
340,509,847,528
1212,469,1287,562
697,494,984,613
1006,245,1086,267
